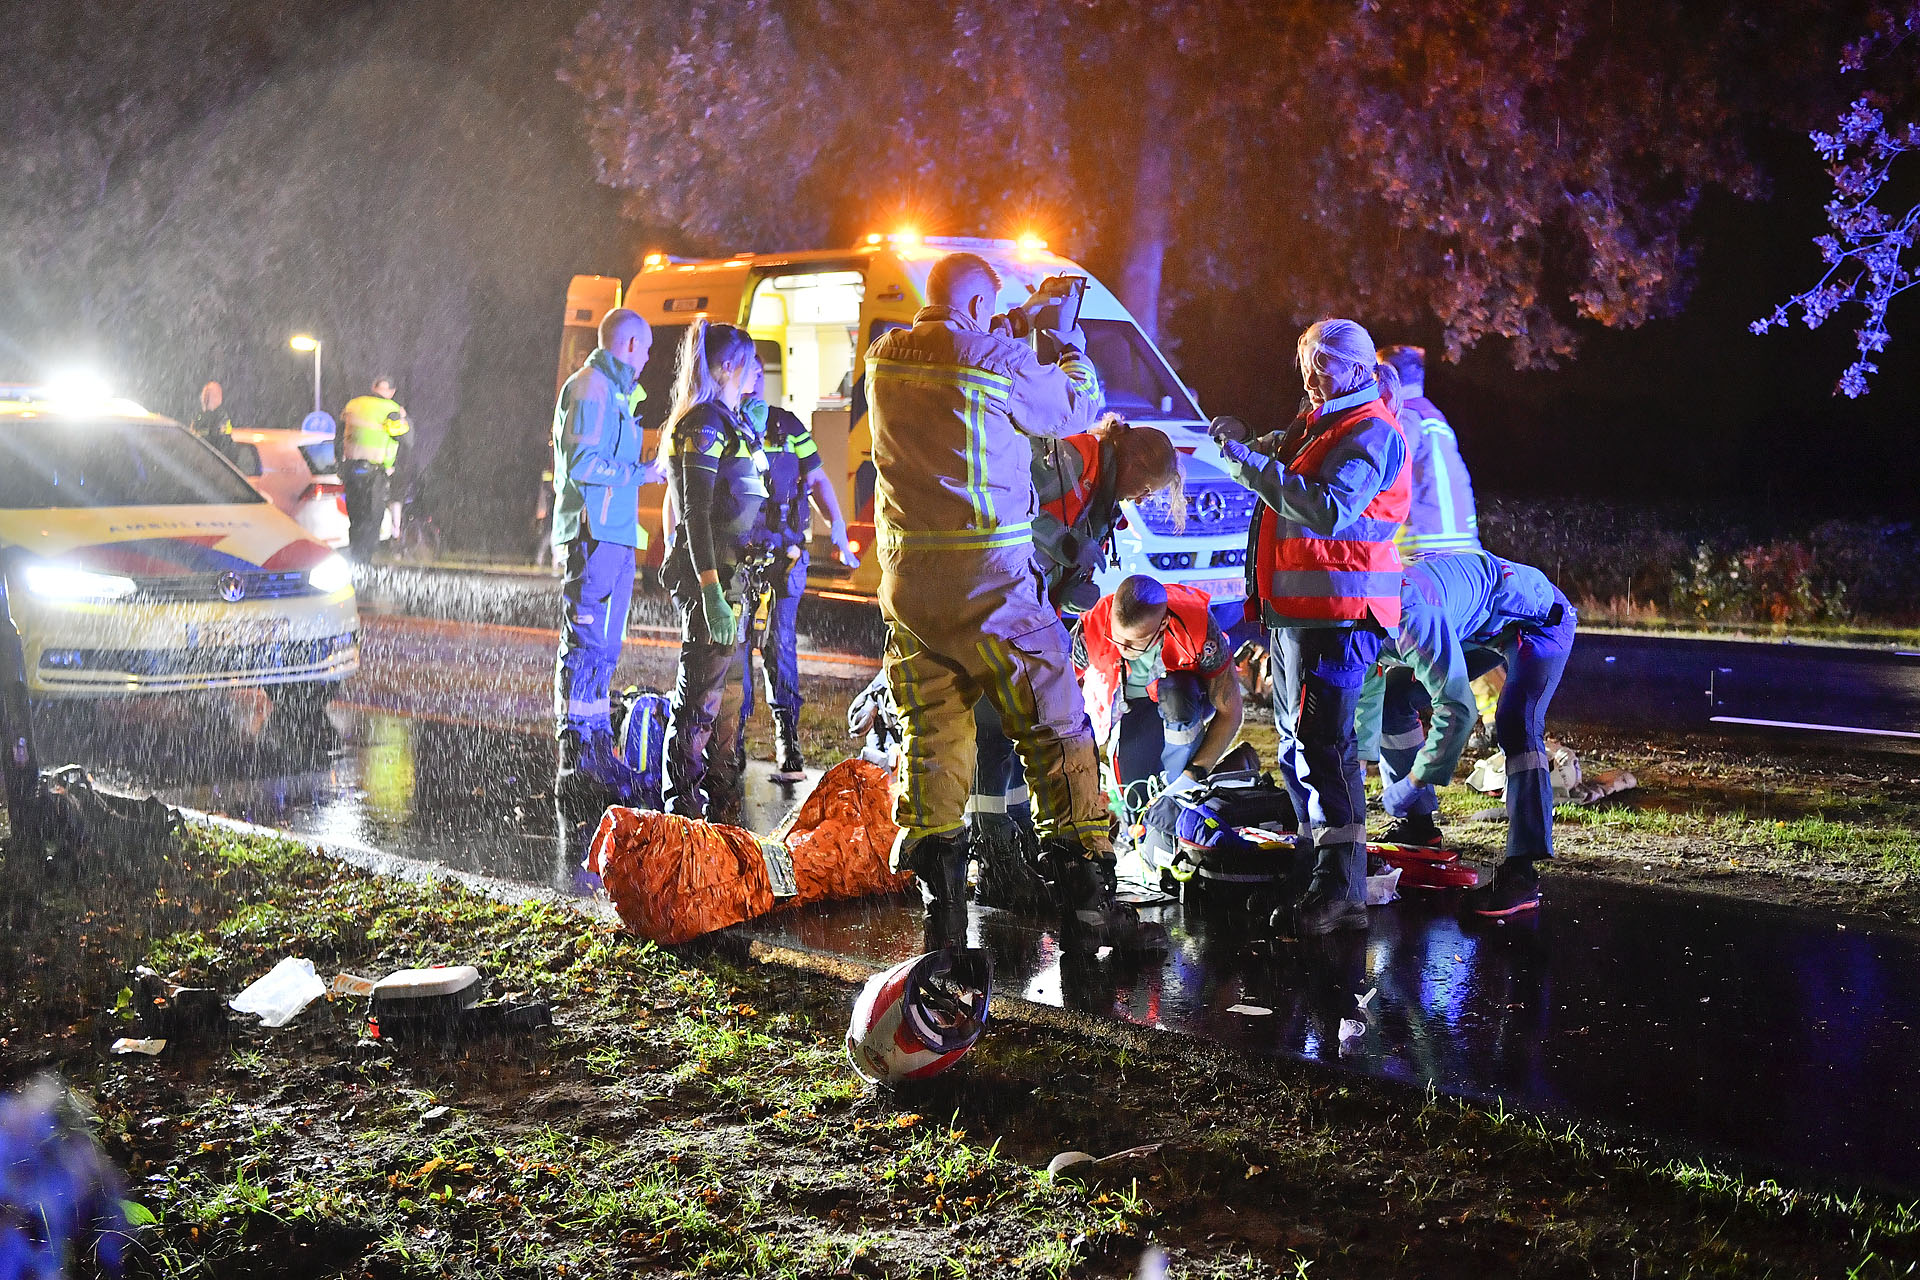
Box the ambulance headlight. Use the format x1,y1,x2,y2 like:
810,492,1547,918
21,564,138,601
307,554,353,595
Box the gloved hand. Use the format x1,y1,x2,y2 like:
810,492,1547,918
1217,435,1266,477
830,520,859,567
1208,414,1251,444
1381,773,1437,817
700,582,737,645
740,395,769,435
1162,769,1205,799
1054,324,1087,354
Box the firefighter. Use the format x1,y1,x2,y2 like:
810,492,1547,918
1074,575,1243,817
1030,415,1184,613
660,320,767,821
551,308,654,803
869,251,1150,950
337,376,411,561
1355,551,1576,916
746,366,858,783
1215,318,1409,937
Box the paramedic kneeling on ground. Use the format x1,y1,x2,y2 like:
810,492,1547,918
869,251,1150,951
1355,550,1576,916
1215,318,1409,938
1074,576,1242,814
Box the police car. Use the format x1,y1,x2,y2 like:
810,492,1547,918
0,385,359,714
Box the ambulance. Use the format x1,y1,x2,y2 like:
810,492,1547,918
558,233,1254,608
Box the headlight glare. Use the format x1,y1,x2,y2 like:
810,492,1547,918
306,554,353,595
21,564,138,601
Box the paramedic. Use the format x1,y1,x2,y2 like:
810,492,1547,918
1216,318,1408,938
1354,550,1576,916
551,308,654,802
1030,416,1185,614
1376,344,1479,558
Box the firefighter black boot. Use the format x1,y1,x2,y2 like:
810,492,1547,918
969,813,1050,911
1039,839,1165,954
905,831,970,950
771,707,807,782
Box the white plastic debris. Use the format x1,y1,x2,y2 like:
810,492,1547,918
229,957,327,1028
1365,864,1403,906
1226,1003,1272,1017
110,1038,167,1056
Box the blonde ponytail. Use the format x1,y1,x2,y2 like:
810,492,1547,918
666,319,759,449
1374,360,1403,420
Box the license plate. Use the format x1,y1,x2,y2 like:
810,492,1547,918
1184,576,1245,602
188,620,291,649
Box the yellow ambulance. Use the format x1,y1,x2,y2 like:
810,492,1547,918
559,233,1253,607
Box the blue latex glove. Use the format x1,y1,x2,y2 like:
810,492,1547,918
700,582,737,645
740,396,769,436
1381,772,1439,817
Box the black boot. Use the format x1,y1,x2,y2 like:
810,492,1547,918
905,831,970,950
969,813,1050,911
1039,839,1164,953
771,708,807,782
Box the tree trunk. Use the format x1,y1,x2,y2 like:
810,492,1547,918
1115,58,1178,341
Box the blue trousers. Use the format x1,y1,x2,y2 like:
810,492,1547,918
1272,624,1382,904
1113,672,1212,791
1376,606,1576,860
971,697,1030,824
554,534,635,739
758,551,807,719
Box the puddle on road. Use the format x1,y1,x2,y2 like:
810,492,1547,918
33,690,1920,1195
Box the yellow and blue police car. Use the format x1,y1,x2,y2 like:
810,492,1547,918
0,385,359,714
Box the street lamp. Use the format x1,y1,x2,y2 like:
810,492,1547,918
289,333,322,416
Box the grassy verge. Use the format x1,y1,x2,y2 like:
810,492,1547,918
3,826,1918,1277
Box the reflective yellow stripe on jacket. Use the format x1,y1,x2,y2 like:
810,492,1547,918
869,357,1019,546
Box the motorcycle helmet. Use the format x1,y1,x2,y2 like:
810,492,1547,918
845,948,993,1085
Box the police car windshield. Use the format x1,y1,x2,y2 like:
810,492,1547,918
0,419,266,508
1083,320,1200,421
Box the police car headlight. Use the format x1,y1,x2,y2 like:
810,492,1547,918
21,564,137,601
307,554,353,595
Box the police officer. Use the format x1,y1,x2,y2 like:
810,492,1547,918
869,251,1151,951
551,309,654,802
1355,551,1576,916
188,382,235,458
660,320,766,821
1216,318,1409,938
745,366,857,783
337,376,411,560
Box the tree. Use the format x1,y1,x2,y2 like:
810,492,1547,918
1753,2,1920,397
563,0,1766,366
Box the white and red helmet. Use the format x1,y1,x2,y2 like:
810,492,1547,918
846,948,993,1086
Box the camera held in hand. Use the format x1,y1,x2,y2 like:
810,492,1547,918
1001,275,1088,362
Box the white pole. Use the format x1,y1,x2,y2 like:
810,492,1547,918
312,341,324,415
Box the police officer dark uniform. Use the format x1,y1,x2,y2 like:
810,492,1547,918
660,320,768,820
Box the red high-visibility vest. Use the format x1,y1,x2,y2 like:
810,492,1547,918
1039,433,1102,529
1077,582,1221,741
1250,399,1409,629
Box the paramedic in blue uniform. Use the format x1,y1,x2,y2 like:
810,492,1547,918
1354,550,1577,916
550,308,658,803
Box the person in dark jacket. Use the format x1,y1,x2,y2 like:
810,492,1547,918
660,320,767,821
745,365,858,782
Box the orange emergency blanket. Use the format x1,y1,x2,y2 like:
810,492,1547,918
587,759,916,945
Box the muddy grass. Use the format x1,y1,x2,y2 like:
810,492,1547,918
4,826,1918,1279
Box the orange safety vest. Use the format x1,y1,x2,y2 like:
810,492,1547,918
1039,433,1103,529
1077,582,1219,742
1249,398,1409,629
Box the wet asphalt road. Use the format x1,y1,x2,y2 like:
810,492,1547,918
28,608,1920,1194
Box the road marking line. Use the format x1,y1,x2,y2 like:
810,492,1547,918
1709,715,1920,740
366,611,880,672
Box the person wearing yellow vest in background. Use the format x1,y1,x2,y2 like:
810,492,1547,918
337,376,411,561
